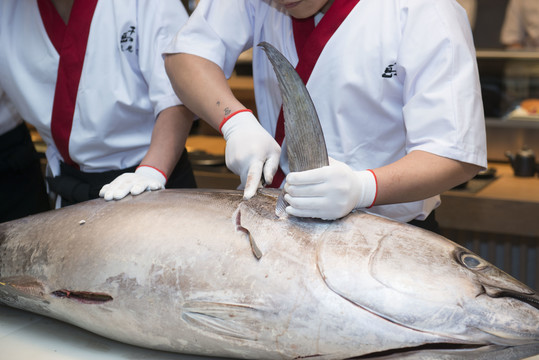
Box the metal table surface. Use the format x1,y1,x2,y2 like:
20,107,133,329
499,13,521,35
0,304,224,360
2,304,538,360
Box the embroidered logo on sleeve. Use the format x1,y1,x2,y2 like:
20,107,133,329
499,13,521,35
120,26,136,53
382,63,397,78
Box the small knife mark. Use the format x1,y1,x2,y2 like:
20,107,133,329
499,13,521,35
52,290,113,304
236,211,263,260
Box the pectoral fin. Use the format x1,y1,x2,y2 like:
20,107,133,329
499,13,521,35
181,301,266,341
0,276,46,298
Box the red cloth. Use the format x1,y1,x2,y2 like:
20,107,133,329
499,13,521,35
37,0,99,168
269,0,360,188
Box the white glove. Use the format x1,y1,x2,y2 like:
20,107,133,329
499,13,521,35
283,157,377,220
221,109,281,199
99,165,167,201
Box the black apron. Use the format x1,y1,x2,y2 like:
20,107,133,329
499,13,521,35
0,123,51,222
408,210,441,234
47,149,197,207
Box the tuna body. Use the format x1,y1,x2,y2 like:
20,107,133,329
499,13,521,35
0,189,537,359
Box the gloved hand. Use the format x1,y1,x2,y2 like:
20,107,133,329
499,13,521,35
283,157,378,220
220,109,281,199
99,165,167,201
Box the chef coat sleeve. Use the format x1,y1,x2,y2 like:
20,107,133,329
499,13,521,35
137,0,190,118
398,0,487,169
164,0,255,79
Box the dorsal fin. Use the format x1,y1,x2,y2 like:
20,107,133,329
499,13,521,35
258,42,329,172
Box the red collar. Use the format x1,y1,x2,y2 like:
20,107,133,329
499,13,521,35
292,0,361,83
37,0,99,167
270,0,360,188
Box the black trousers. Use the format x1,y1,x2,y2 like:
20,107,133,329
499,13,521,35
408,210,441,234
0,123,51,222
47,149,197,207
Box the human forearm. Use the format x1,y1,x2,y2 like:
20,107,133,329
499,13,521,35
164,53,246,130
140,104,194,177
373,150,481,205
99,105,194,200
165,52,281,198
284,150,481,220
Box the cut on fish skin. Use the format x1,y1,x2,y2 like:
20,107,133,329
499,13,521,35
51,289,113,304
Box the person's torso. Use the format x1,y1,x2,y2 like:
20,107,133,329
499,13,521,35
172,0,486,221
250,0,406,174
0,0,186,173
248,0,483,221
0,88,23,136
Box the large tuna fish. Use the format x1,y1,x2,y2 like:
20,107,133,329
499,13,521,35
0,42,538,359
0,188,538,359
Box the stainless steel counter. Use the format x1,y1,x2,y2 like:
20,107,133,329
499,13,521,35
0,305,224,360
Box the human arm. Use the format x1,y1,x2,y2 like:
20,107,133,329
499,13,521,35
371,151,480,204
284,150,481,220
99,105,194,200
99,0,194,200
500,0,525,49
139,104,194,177
165,53,242,130
164,53,280,198
284,1,486,220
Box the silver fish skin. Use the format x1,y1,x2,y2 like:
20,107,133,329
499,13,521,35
365,343,539,360
0,188,538,359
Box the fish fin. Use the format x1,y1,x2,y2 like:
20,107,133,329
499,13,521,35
181,301,265,341
0,275,46,298
258,41,329,172
275,191,288,218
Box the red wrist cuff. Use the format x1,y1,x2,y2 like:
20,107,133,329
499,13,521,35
218,109,253,134
366,169,378,208
137,165,168,182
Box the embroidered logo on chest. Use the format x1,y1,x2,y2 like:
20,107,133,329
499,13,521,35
382,63,397,78
120,26,136,53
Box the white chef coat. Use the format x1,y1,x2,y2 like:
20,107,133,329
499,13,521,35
500,0,539,49
0,88,23,136
456,0,477,29
167,0,487,222
0,0,187,176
